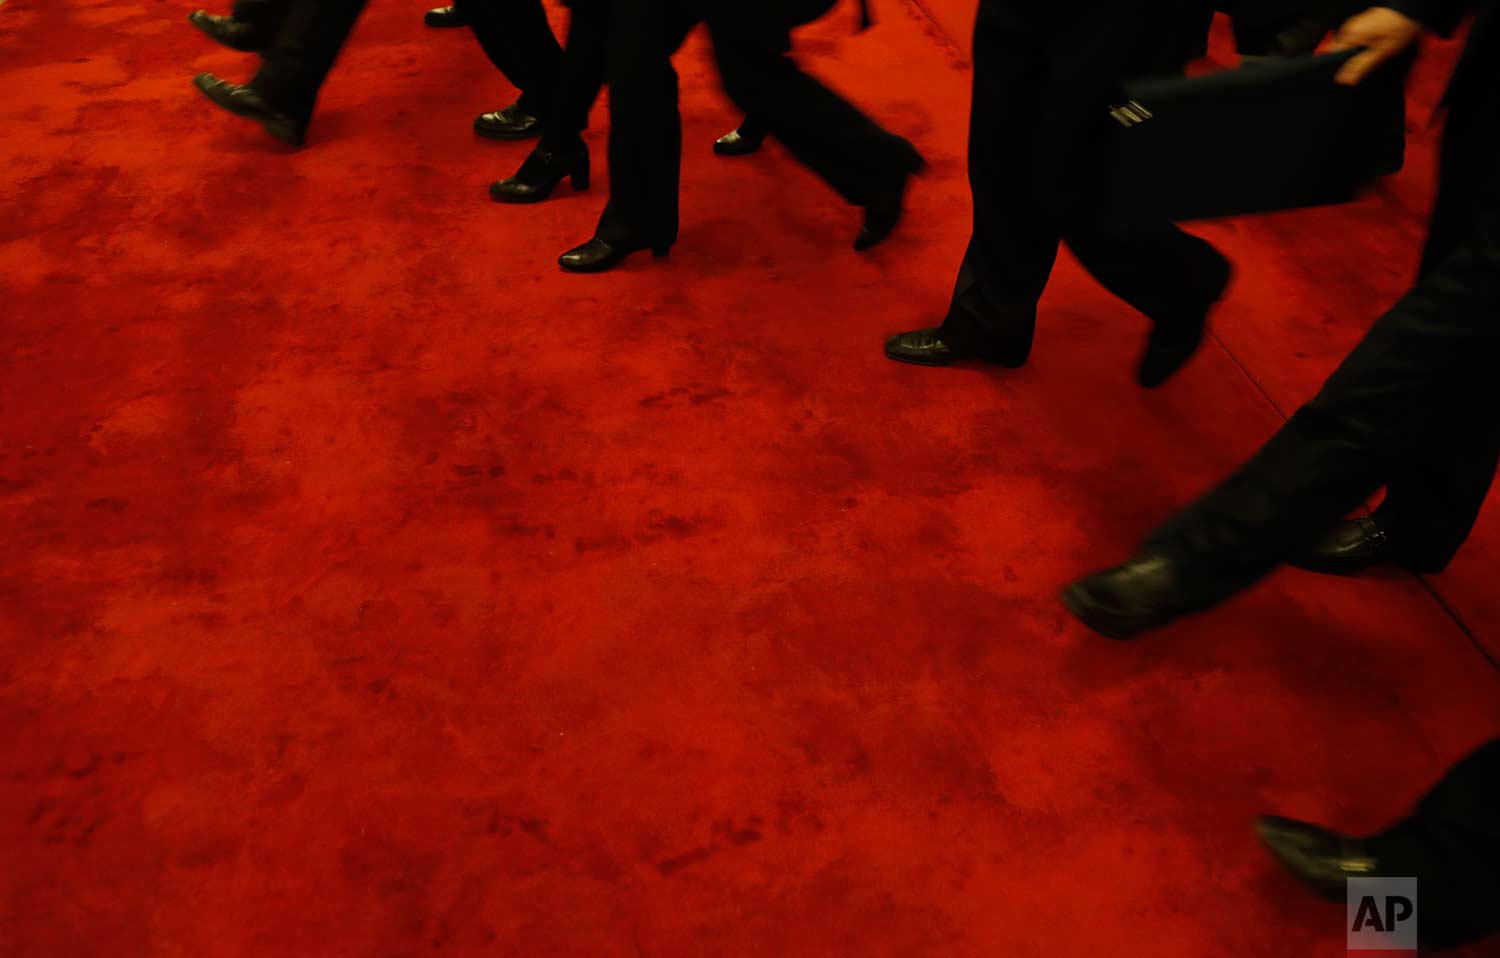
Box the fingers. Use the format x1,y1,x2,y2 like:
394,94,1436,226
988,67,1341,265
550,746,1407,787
1335,46,1386,85
1326,8,1423,82
1326,23,1364,53
1328,9,1381,52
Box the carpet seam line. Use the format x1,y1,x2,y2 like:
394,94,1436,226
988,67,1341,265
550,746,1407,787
903,0,969,65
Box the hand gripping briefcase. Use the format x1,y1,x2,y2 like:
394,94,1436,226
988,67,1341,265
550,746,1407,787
1097,47,1410,225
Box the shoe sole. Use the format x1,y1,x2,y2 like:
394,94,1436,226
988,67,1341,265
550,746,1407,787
883,346,1028,369
490,186,557,205
714,142,765,157
1285,555,1394,577
492,194,552,205
193,77,259,119
490,173,588,205
559,248,669,274
193,77,303,147
1254,822,1354,904
474,125,543,142
186,12,265,52
882,348,956,367
1058,586,1148,641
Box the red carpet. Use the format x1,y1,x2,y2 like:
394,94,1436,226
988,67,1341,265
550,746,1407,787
3,3,1498,956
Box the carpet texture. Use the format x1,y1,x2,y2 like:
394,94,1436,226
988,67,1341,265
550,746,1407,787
2,2,1498,956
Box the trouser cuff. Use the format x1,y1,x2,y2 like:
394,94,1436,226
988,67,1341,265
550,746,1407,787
938,304,1034,368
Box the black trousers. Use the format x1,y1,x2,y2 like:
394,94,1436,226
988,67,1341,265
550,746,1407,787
1147,87,1500,597
248,0,368,123
594,0,696,247
231,0,291,30
938,0,1226,366
457,0,563,121
540,0,611,153
597,0,915,248
708,11,915,205
1370,739,1500,949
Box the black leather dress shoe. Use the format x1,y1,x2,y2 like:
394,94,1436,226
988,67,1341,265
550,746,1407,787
1290,516,1395,576
1137,248,1233,389
855,144,926,251
1256,816,1381,902
491,144,590,203
187,10,266,52
884,328,965,367
192,73,305,147
558,237,670,274
423,4,466,27
1061,552,1205,639
855,196,903,251
714,125,766,157
474,104,542,141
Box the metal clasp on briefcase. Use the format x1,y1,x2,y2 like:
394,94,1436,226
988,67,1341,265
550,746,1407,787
1109,100,1154,128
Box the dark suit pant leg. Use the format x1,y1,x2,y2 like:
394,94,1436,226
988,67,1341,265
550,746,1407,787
250,0,368,124
940,0,1184,361
1145,259,1500,602
1374,394,1500,570
540,0,610,153
706,21,913,208
1377,121,1500,564
1371,740,1500,949
1379,99,1500,572
1063,224,1227,325
936,0,1059,365
231,0,293,34
457,0,563,120
596,0,696,249
707,6,780,141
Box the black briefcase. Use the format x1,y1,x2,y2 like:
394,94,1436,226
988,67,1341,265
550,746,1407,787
1097,48,1408,225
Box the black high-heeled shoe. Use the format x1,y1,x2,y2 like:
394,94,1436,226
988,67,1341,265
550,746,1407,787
490,144,590,204
558,236,670,273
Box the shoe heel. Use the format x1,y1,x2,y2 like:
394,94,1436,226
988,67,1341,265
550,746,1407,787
570,164,590,191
